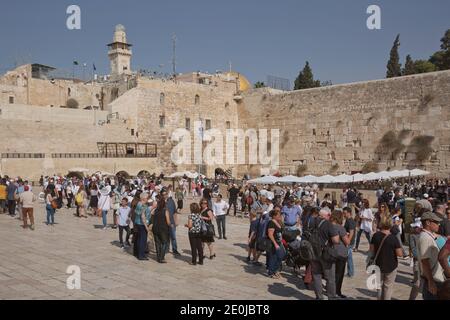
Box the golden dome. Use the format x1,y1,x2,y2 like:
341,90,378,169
226,71,251,92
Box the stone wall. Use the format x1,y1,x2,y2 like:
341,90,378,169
109,77,240,177
237,70,450,177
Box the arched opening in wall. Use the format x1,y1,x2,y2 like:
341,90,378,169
160,93,165,106
137,170,151,178
67,171,84,179
195,95,200,105
68,88,71,97
225,102,229,109
116,171,131,179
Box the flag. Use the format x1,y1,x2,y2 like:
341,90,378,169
93,64,97,71
73,61,79,66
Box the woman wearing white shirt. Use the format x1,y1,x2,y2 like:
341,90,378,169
355,199,374,252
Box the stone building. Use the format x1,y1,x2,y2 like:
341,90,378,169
0,25,449,180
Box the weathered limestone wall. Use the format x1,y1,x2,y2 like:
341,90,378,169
109,78,240,176
238,70,450,177
0,65,103,109
0,104,108,124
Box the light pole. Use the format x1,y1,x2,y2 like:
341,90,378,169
198,117,204,176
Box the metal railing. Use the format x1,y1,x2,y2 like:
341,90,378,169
1,153,45,159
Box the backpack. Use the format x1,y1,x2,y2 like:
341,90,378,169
302,218,326,261
75,192,84,205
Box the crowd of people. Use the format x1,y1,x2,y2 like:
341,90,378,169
0,173,449,300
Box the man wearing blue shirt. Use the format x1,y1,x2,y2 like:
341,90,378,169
281,197,302,231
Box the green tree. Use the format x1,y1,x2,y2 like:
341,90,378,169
386,34,402,78
402,55,416,75
429,29,450,70
294,61,321,90
413,60,437,74
254,81,266,88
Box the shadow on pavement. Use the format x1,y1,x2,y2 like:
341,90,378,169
267,283,312,300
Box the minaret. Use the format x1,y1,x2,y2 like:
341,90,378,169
107,24,133,76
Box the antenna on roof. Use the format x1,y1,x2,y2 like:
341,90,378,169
172,33,177,77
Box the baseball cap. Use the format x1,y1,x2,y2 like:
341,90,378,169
421,211,443,223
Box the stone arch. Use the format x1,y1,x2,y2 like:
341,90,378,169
137,170,151,178
195,94,200,105
116,171,131,179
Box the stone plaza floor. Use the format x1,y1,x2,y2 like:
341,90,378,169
0,197,417,300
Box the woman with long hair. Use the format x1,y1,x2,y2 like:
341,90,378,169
44,187,57,226
152,192,171,263
200,198,215,259
185,203,204,265
331,210,350,298
266,208,285,279
88,181,99,216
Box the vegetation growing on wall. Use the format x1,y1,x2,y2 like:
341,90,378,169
66,98,79,109
362,161,379,173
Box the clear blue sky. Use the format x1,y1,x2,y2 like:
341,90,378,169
0,0,448,85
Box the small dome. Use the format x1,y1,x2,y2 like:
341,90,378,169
226,71,251,92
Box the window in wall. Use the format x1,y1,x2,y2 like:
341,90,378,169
185,118,191,130
159,115,166,128
9,96,14,104
131,129,135,136
226,121,231,129
205,119,211,130
225,102,230,108
313,129,316,136
195,95,200,105
160,93,165,106
68,88,71,96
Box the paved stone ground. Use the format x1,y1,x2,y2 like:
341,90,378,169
0,195,416,300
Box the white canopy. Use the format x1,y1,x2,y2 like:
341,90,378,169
409,169,430,177
315,175,336,184
277,175,303,183
297,175,318,183
334,174,353,183
168,171,199,179
247,175,280,184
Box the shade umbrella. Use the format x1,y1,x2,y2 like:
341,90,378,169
363,172,380,181
247,175,279,184
333,174,353,183
315,175,336,184
278,175,302,183
351,173,366,182
297,175,318,183
409,169,430,177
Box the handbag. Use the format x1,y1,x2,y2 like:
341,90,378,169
51,200,58,210
366,234,388,269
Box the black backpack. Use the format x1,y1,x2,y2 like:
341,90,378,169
301,217,326,262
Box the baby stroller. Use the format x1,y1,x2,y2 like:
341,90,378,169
282,229,309,274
